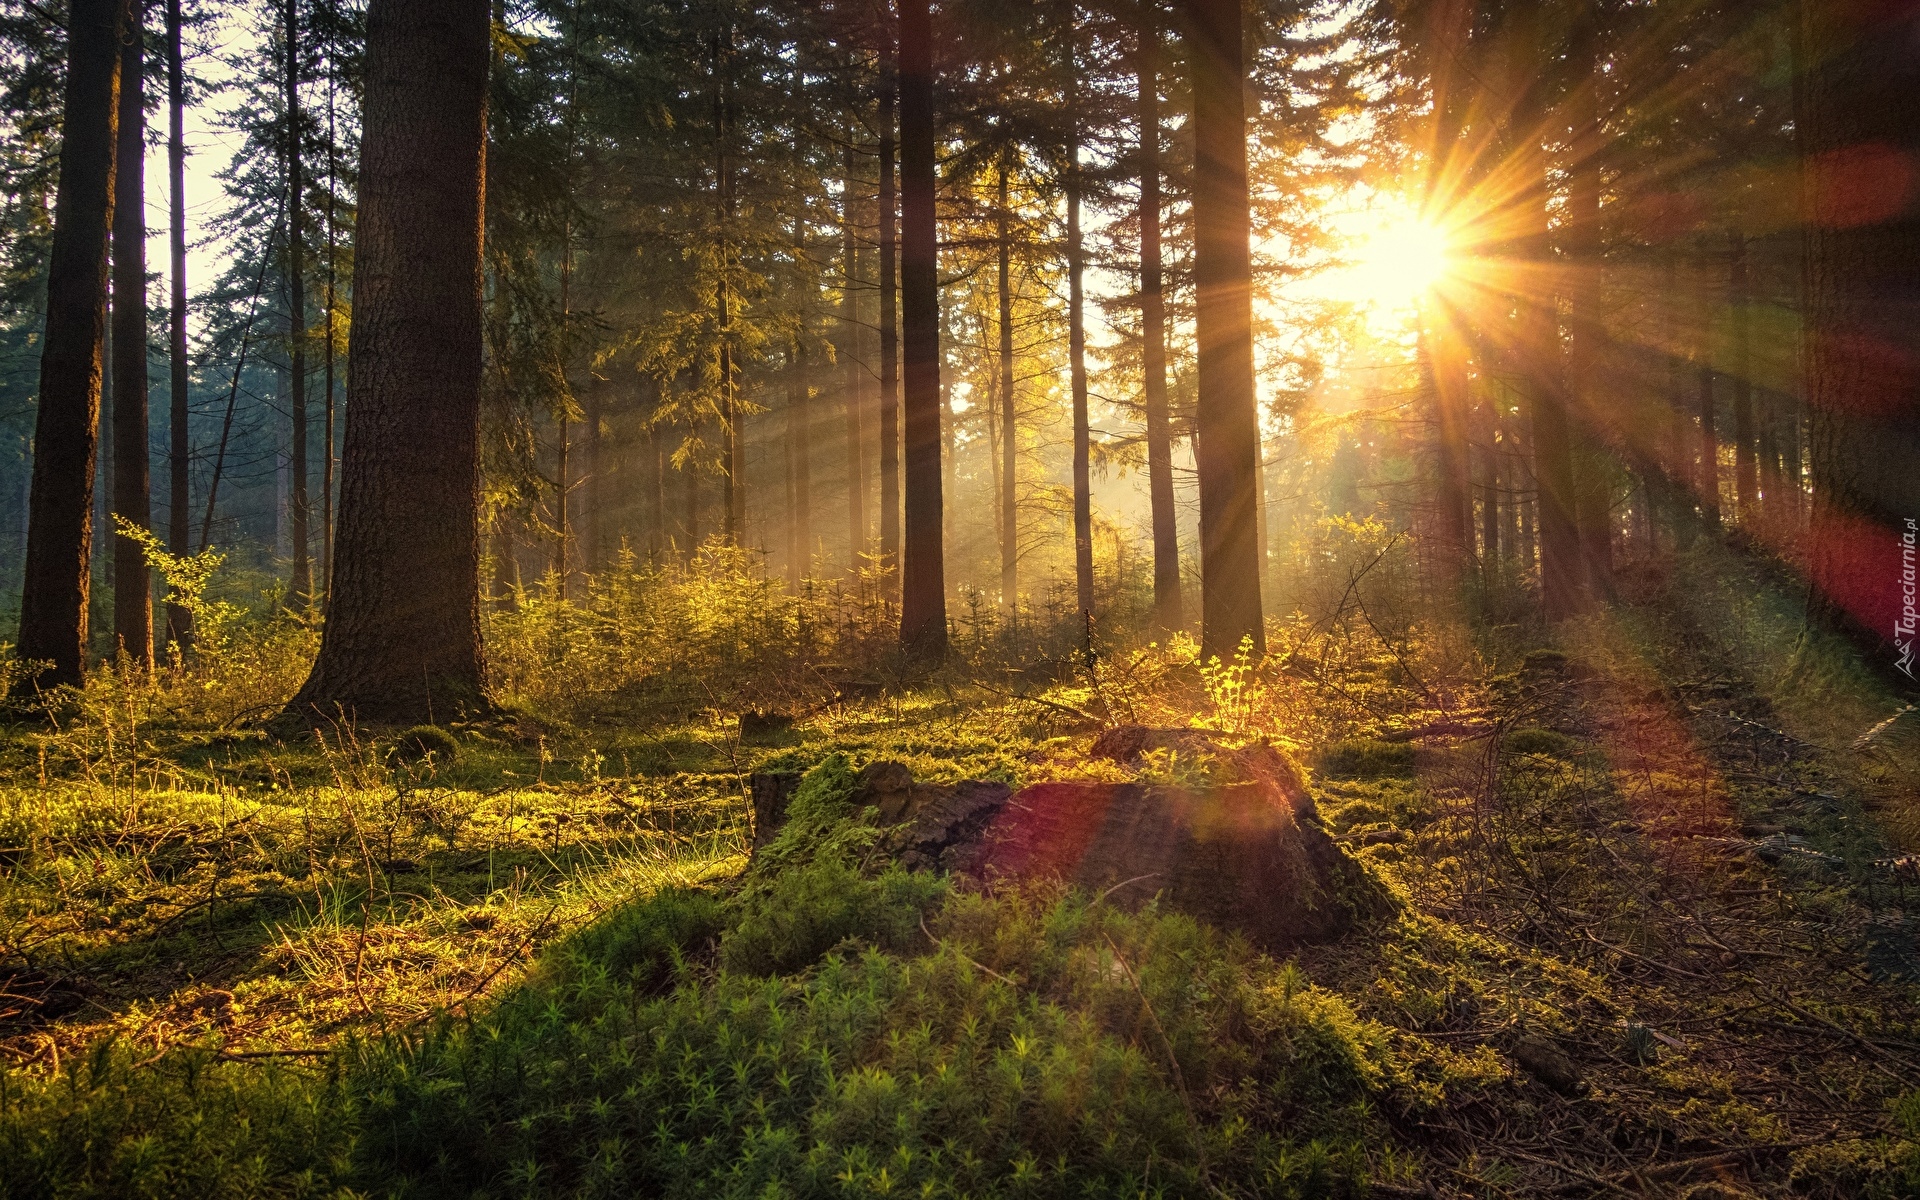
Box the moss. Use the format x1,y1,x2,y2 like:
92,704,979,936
386,724,459,765
349,884,1388,1199
1501,727,1579,759
1314,738,1415,780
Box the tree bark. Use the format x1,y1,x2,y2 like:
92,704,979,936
112,9,152,669
878,42,900,572
1068,130,1093,648
1422,321,1472,583
683,435,698,558
582,374,601,573
997,158,1017,614
1137,8,1180,633
1696,238,1720,528
1186,0,1263,661
322,27,338,605
1564,0,1609,596
1798,0,1920,659
841,139,867,569
788,340,811,583
1507,0,1581,620
897,0,945,659
285,0,311,605
165,0,191,650
1729,231,1756,524
1415,0,1471,585
19,0,128,689
287,0,490,724
1479,392,1501,570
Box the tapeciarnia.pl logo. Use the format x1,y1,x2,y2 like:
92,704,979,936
1900,517,1918,680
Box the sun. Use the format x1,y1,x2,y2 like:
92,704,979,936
1328,216,1455,310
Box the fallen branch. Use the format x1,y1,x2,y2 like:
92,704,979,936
964,679,1100,725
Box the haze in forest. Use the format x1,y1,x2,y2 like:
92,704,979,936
2,0,1919,1196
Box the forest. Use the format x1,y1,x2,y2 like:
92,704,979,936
2,0,1920,1194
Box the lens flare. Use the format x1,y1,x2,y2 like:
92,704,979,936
1334,218,1454,309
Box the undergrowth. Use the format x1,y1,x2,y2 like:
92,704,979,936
5,534,1920,1196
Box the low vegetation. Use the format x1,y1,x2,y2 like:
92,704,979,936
4,541,1920,1197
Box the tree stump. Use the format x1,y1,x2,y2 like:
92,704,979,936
951,777,1386,950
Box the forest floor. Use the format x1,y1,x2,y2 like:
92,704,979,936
3,539,1920,1197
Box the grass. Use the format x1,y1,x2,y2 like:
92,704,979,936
5,542,1920,1196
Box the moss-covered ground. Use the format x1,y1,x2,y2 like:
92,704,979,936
4,540,1920,1197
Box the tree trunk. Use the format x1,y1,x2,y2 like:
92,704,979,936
1186,0,1264,661
583,374,601,573
683,437,698,558
1068,132,1093,650
1799,0,1920,657
878,44,900,572
1729,232,1756,524
286,0,311,606
19,0,127,690
1137,9,1179,633
841,139,867,569
788,341,811,583
997,158,1017,614
1758,385,1780,535
1507,0,1581,620
898,0,944,660
1564,0,1609,596
940,318,955,555
112,11,152,669
1422,322,1472,583
322,29,338,606
165,0,191,651
649,419,665,557
714,26,741,541
1478,391,1500,571
1697,241,1720,529
555,398,569,588
287,0,491,724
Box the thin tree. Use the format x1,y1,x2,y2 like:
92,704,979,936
1694,241,1719,529
714,23,742,545
1507,0,1581,620
1186,0,1263,661
18,0,128,690
878,32,900,571
1729,231,1755,522
1564,0,1609,596
897,0,944,659
287,0,491,723
840,138,867,567
787,340,811,583
1417,0,1471,587
285,0,311,605
112,2,152,669
320,0,339,599
1066,119,1093,651
996,155,1017,614
165,0,191,649
1137,0,1178,632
